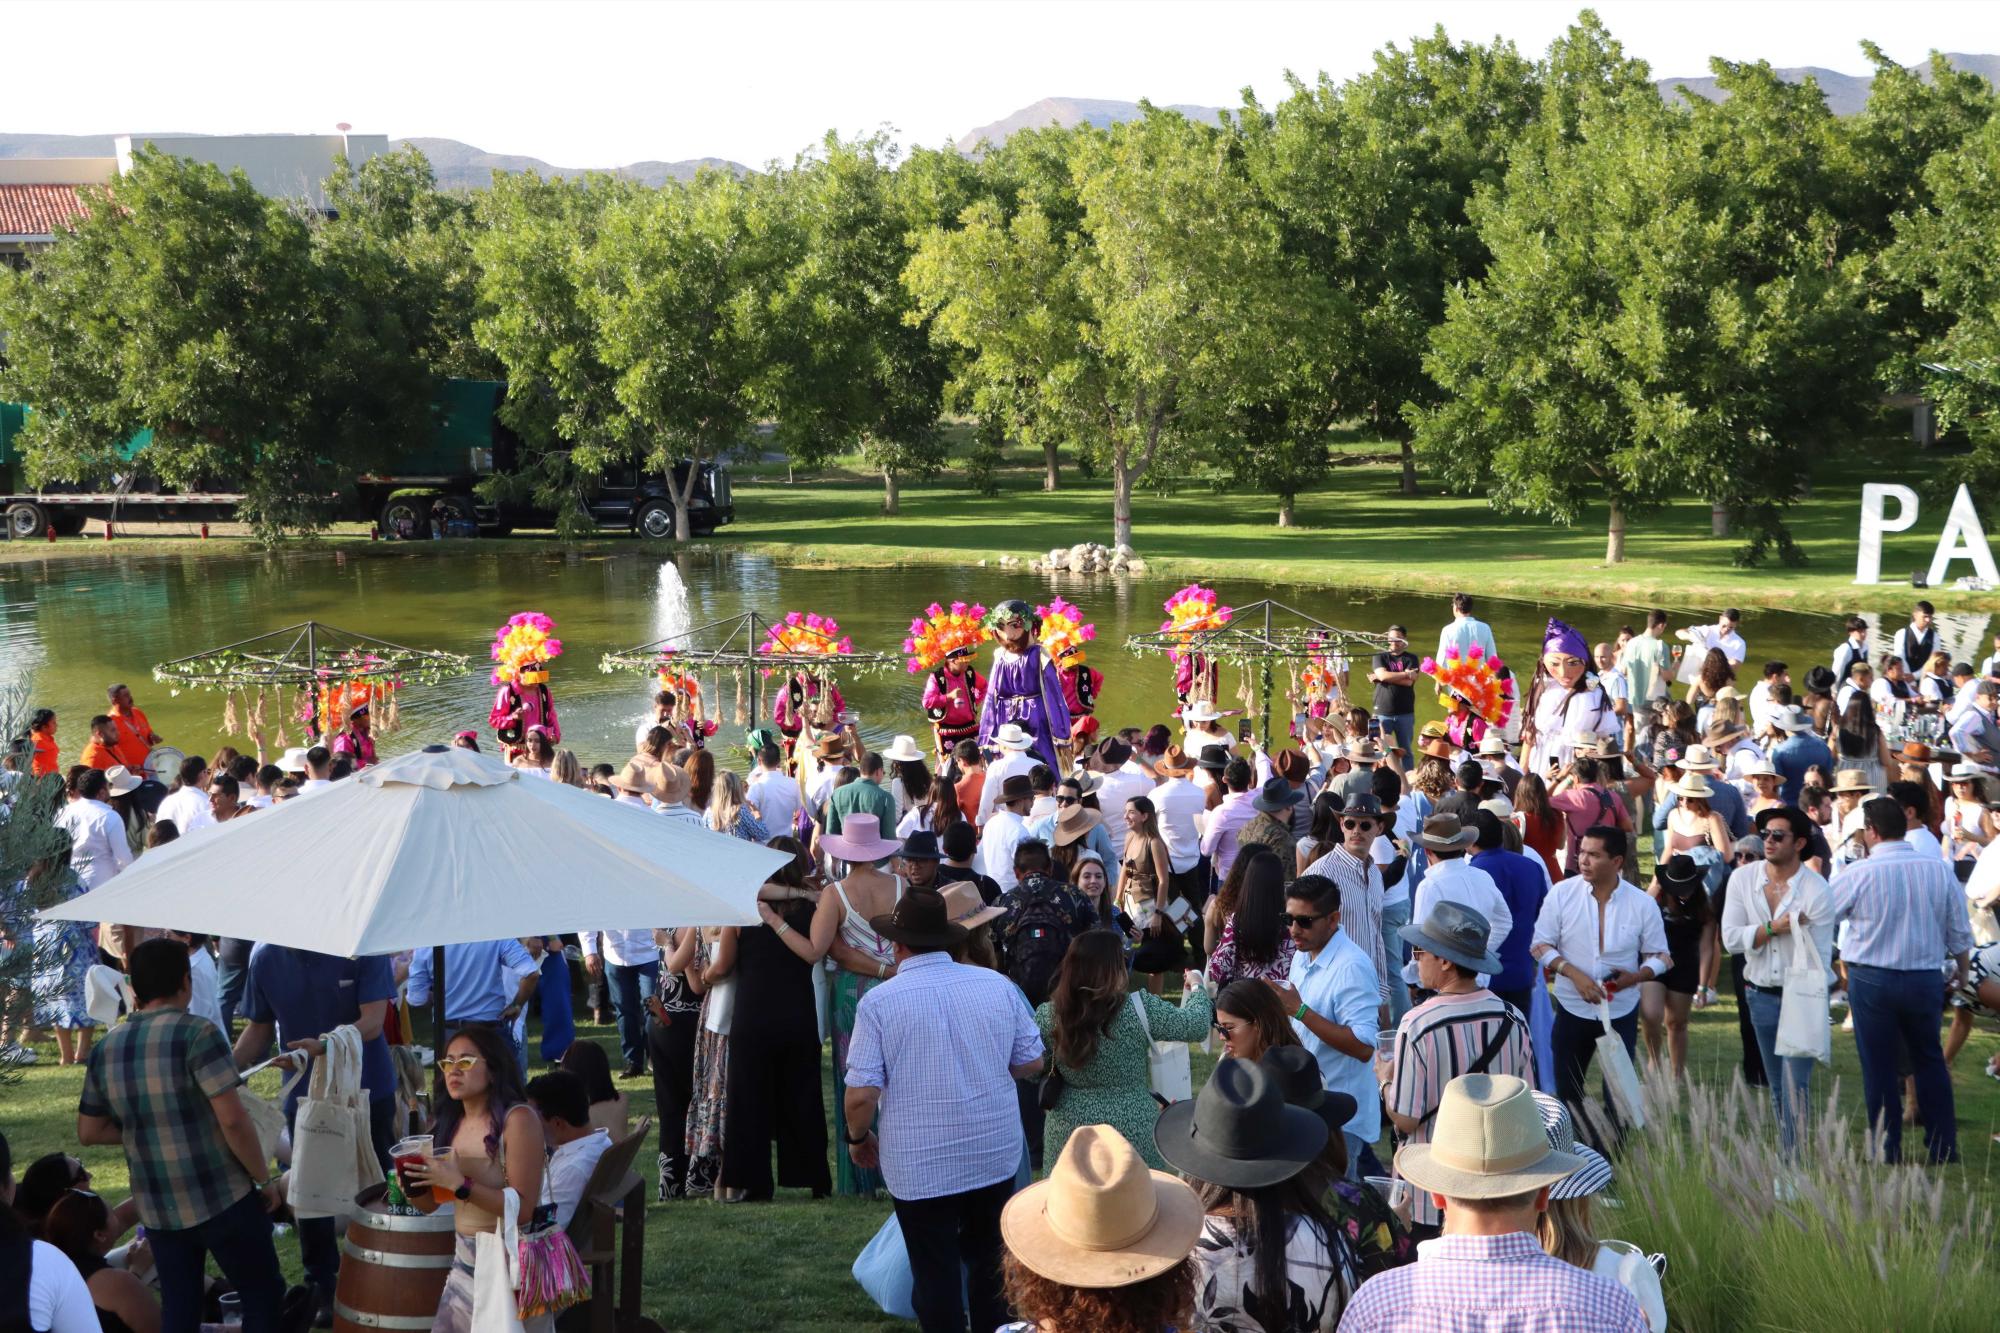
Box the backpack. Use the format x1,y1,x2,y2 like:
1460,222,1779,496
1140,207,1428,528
1004,875,1078,1007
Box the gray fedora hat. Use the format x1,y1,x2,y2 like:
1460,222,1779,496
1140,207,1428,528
1253,776,1307,815
1398,900,1502,975
1154,1057,1327,1189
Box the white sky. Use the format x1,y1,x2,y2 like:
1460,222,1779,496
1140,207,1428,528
5,0,1995,168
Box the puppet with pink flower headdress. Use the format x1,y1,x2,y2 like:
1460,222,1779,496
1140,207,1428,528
1038,597,1103,751
488,612,563,763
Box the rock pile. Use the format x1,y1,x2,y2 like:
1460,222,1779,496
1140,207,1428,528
1026,542,1146,575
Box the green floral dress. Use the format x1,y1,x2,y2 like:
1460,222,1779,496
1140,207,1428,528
1033,986,1214,1169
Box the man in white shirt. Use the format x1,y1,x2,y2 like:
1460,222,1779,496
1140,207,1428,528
525,1069,614,1229
975,724,1039,826
156,754,217,834
1090,738,1155,851
1304,793,1391,1014
1890,601,1939,675
978,775,1035,892
1747,661,1790,734
1435,591,1498,663
584,927,663,1077
1676,609,1747,685
1832,615,1872,684
1151,746,1210,906
1404,816,1511,993
55,768,135,891
1531,825,1670,1133
745,735,801,838
1592,643,1632,745
296,744,336,796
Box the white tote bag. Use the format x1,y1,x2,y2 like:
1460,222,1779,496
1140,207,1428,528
1774,916,1832,1064
471,1186,527,1333
288,1028,377,1219
1595,1000,1646,1129
237,1053,306,1170
1130,993,1193,1103
701,939,736,1036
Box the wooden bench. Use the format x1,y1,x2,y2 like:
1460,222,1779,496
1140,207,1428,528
558,1116,658,1333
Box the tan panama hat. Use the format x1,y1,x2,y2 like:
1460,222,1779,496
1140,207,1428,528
1669,773,1715,800
1831,769,1876,795
1679,744,1720,773
1001,1125,1204,1288
940,879,1003,930
1395,1074,1584,1201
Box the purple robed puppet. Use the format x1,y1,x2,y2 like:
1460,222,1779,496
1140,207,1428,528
976,599,1072,772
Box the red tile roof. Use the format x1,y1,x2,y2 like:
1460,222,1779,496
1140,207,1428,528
0,183,90,238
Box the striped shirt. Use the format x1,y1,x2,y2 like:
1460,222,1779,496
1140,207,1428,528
1387,991,1534,1227
1305,844,1388,1000
1830,839,1973,970
1339,1233,1647,1332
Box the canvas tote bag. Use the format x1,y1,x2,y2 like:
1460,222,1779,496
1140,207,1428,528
1129,993,1193,1103
472,1186,528,1333
288,1027,380,1218
1595,1000,1647,1129
237,1052,306,1169
1774,910,1832,1063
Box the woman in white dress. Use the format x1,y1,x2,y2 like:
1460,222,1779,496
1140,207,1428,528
1521,617,1616,778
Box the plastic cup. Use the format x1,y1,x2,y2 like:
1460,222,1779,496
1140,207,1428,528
218,1292,244,1327
390,1135,431,1197
428,1148,456,1205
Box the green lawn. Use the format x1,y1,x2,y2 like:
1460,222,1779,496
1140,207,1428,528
6,428,1995,615
6,989,1999,1332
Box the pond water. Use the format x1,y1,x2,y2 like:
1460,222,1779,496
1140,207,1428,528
0,546,1974,766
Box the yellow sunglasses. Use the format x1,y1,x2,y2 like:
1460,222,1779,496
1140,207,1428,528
438,1055,485,1073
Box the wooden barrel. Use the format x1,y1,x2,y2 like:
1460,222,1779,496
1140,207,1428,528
331,1188,455,1332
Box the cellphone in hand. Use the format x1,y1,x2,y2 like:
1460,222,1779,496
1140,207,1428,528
1367,717,1382,741
1237,717,1252,741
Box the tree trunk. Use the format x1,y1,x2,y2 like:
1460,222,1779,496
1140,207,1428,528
881,467,900,516
1398,437,1418,496
1277,493,1297,528
1606,496,1627,564
674,498,692,542
1113,461,1135,551
1043,439,1060,492
1710,501,1730,538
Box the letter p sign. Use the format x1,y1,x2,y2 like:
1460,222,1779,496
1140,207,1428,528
1855,484,1919,585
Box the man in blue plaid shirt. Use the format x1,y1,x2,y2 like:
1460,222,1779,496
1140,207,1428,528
79,938,287,1331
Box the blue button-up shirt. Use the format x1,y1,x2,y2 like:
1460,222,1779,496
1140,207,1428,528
1770,733,1835,806
1287,927,1380,1142
1831,839,1973,971
405,938,538,1023
1469,848,1551,994
844,950,1042,1201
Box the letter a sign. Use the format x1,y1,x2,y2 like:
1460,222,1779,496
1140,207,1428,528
1856,483,2000,587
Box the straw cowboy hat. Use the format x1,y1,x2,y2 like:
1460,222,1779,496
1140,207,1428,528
993,723,1036,752
1180,700,1225,725
1052,803,1104,847
881,734,926,764
1947,762,1993,785
1001,1125,1204,1289
868,886,968,952
1154,1057,1327,1189
1418,814,1478,852
101,765,143,796
1668,772,1715,800
1395,1074,1584,1201
1258,1045,1359,1136
1740,757,1779,779
1158,744,1197,777
1678,744,1720,773
1477,731,1510,758
824,813,905,864
1831,769,1876,795
1399,900,1503,975
940,879,1004,931
610,758,669,802
1532,1092,1614,1201
1346,739,1385,765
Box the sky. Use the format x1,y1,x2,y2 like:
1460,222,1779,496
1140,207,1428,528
5,0,1995,168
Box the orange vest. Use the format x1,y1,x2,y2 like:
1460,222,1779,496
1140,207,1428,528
109,707,153,769
30,732,58,777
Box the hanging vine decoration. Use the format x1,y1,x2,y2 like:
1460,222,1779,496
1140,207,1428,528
599,611,902,681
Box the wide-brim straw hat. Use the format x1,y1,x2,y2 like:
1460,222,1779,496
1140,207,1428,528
1679,744,1720,773
823,813,904,863
994,723,1036,752
1477,732,1510,757
1740,757,1779,779
1832,769,1876,795
102,764,143,795
1704,721,1749,748
1154,1058,1327,1189
1669,773,1715,800
610,758,668,801
1052,805,1104,847
1001,1125,1205,1289
881,734,926,764
1396,1074,1583,1200
1346,740,1385,764
940,879,1003,931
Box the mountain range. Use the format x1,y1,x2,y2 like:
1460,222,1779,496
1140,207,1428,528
2,52,1994,188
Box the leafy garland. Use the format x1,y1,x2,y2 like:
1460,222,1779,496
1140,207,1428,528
153,645,470,694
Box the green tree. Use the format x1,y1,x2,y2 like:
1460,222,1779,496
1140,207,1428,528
0,149,425,535
1415,52,1875,565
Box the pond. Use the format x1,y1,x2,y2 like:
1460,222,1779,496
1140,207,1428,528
0,546,1974,767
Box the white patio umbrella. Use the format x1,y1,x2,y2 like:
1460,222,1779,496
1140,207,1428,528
41,745,789,1040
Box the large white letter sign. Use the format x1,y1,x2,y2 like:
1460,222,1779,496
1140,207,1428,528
1855,483,1920,585
1927,484,2000,588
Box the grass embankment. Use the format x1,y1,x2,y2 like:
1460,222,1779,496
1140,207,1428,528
5,996,1998,1332
3,435,1992,614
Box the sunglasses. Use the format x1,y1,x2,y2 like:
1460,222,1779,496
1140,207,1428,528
1211,1019,1242,1037
438,1054,486,1074
1342,818,1376,831
1280,911,1330,928
1761,828,1792,842
1056,796,1079,806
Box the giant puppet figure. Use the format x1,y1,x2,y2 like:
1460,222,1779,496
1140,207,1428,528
1039,597,1103,751
905,601,989,761
489,611,563,763
766,610,850,757
976,599,1071,773
1519,616,1614,777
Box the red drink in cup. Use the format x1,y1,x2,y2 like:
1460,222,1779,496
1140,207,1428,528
389,1136,431,1198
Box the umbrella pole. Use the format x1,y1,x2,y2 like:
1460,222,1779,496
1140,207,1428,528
431,943,447,1107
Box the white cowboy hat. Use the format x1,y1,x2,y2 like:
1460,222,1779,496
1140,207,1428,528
880,734,926,764
1477,731,1510,757
1669,773,1715,800
993,723,1036,752
279,747,311,774
102,765,143,796
1679,744,1720,773
1740,758,1779,779
1769,705,1814,733
1179,700,1224,725
1395,1074,1583,1201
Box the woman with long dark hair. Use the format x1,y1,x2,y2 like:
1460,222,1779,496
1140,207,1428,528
1295,791,1345,875
1640,853,1718,1079
43,1187,160,1333
1205,849,1295,987
1,1130,106,1333
1833,693,1893,791
408,1026,543,1332
898,769,962,839
1511,772,1563,881
891,756,931,823
1691,648,1735,711
558,1039,629,1139
1211,979,1303,1064
685,748,717,814
1033,931,1210,1169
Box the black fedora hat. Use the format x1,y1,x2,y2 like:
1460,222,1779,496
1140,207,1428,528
1253,776,1306,815
870,888,968,952
899,830,943,862
1258,1045,1358,1136
1196,744,1231,772
1657,853,1704,898
1154,1057,1327,1188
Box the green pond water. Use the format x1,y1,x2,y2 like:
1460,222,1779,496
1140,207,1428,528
0,546,1970,766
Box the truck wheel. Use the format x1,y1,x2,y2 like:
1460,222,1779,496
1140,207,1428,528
5,501,48,540
441,495,478,534
636,502,675,541
379,495,428,537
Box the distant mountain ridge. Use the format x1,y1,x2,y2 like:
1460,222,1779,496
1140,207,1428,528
954,52,2000,148
0,132,744,191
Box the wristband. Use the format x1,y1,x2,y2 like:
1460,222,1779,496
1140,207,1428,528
1294,1002,1312,1023
845,1128,872,1146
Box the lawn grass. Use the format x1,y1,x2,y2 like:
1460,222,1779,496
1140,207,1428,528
6,988,1998,1332
5,429,1993,615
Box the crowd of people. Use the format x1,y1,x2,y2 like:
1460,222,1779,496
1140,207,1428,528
5,589,1998,1332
